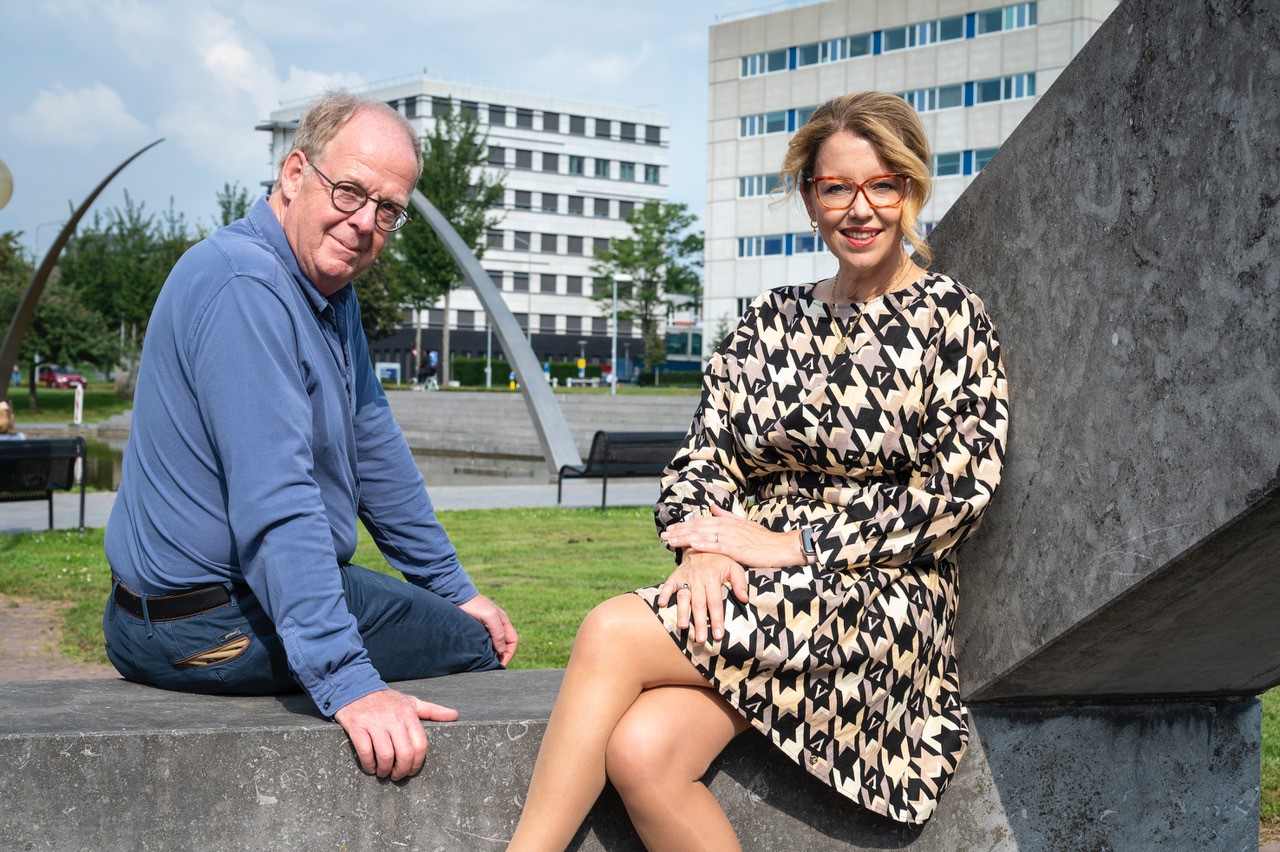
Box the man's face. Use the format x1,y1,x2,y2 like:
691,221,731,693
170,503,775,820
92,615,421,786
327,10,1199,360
277,110,418,296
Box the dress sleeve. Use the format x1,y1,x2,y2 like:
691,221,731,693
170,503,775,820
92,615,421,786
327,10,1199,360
812,293,1009,571
654,304,758,533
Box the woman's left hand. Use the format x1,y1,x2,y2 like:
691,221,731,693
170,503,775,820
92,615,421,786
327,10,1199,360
660,504,805,570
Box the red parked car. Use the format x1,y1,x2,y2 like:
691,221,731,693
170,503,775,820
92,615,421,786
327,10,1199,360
37,365,87,389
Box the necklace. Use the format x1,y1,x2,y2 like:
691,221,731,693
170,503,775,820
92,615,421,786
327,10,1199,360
826,257,913,355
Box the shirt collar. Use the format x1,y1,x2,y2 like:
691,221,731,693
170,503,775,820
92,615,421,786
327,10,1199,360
246,196,353,318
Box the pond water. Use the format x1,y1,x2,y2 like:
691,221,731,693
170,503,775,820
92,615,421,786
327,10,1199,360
83,440,549,490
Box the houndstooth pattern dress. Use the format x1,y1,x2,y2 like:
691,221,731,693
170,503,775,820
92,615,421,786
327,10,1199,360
636,272,1009,825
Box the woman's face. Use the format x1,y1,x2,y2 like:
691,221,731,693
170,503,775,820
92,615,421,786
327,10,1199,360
804,132,906,283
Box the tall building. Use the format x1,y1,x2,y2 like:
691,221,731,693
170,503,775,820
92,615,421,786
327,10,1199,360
703,0,1118,351
258,76,669,381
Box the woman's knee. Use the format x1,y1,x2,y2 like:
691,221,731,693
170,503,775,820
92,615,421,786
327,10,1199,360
570,594,650,663
605,707,674,795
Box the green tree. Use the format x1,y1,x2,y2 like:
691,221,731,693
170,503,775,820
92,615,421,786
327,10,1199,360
214,181,252,228
391,106,504,384
353,255,409,343
591,201,703,372
0,232,118,409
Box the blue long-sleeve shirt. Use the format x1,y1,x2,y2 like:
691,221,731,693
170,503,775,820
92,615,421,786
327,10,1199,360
105,197,478,716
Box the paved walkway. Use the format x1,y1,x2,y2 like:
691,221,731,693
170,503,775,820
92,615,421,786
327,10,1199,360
0,479,663,535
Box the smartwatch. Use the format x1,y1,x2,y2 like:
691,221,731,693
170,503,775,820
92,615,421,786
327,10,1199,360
800,526,817,564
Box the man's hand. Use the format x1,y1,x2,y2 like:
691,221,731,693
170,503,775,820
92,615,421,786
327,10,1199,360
459,593,519,666
333,688,458,780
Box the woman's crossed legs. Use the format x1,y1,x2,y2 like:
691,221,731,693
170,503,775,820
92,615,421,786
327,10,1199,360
509,593,750,851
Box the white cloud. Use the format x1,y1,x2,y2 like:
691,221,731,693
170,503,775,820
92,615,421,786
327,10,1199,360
9,83,150,150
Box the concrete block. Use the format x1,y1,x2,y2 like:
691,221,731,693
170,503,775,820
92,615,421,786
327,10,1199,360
0,672,1260,851
928,0,1280,697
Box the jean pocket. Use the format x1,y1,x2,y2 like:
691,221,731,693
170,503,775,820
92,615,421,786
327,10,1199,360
171,634,253,669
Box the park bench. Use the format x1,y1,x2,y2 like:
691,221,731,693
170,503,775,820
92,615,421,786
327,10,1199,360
557,429,685,509
0,436,87,532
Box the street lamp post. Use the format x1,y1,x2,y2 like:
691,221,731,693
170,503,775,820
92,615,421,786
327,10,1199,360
610,278,618,396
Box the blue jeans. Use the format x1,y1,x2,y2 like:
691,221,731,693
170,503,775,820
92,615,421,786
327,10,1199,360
103,564,501,697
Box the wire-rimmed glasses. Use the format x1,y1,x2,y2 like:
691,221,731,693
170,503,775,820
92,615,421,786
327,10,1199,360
806,174,908,210
309,161,411,232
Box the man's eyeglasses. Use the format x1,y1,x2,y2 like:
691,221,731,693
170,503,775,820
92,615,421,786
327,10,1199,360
309,162,411,232
806,174,908,210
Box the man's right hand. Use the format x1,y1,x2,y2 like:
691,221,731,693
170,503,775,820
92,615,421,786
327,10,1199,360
333,688,458,780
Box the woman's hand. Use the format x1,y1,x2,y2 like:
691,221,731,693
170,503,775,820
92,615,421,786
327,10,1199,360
656,551,748,644
660,504,805,571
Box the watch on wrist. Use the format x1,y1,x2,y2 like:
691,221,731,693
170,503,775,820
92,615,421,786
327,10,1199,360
800,526,817,563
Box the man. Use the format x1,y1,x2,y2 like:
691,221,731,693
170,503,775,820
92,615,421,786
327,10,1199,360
103,91,516,782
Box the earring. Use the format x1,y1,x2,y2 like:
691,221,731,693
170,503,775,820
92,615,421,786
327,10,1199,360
810,219,818,239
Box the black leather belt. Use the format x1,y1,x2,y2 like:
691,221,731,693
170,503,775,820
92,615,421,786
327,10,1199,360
112,581,237,621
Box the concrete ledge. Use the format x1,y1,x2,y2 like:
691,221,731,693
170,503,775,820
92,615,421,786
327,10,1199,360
0,671,1260,850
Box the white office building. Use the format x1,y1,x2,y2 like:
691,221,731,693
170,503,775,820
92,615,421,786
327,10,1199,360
258,76,669,379
703,0,1118,352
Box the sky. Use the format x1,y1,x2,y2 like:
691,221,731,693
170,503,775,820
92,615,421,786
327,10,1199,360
0,0,803,260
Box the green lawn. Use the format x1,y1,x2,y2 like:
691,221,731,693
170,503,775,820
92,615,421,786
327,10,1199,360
1,509,1276,835
6,387,132,423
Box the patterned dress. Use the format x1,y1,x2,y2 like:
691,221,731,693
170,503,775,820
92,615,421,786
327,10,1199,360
636,272,1009,825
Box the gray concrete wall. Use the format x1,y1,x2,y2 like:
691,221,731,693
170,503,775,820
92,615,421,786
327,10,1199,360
930,0,1280,698
0,674,1259,851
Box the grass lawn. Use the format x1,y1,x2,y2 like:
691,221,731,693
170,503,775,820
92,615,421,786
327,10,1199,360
1,508,1276,836
7,386,132,423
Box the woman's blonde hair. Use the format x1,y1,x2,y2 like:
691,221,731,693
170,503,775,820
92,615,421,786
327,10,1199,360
778,91,933,266
0,400,15,435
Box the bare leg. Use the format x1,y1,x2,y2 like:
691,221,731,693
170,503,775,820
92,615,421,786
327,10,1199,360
509,594,718,851
606,685,751,851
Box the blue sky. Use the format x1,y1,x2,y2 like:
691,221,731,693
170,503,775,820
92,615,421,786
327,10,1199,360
0,0,800,259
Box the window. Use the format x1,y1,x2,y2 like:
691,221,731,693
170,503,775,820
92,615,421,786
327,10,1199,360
620,122,637,141
593,198,610,218
543,111,560,132
618,200,635,219
540,273,557,294
974,147,999,171
934,152,963,176
457,310,475,329
515,149,533,169
740,48,788,77
740,110,787,137
514,190,532,210
737,234,787,257
541,233,558,253
977,2,1038,35
975,73,1036,103
595,118,612,138
882,18,960,51
512,272,529,292
570,114,586,135
542,152,559,173
593,237,610,255
432,96,450,116
899,84,964,113
796,105,817,127
795,232,824,253
645,125,661,145
822,33,871,62
513,230,531,251
486,229,503,248
540,193,558,213
568,155,585,175
566,315,582,334
592,317,608,335
738,173,782,197
796,42,820,67
539,314,556,333
566,275,583,295
644,164,660,184
404,96,419,118
489,105,506,126
567,236,584,255
516,108,534,128
619,162,635,181
595,159,610,178
568,195,585,216
460,100,478,120
488,146,505,166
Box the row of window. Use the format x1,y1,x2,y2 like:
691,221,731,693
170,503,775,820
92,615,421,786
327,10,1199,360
390,94,664,145
506,192,640,220
739,73,1035,138
735,146,998,198
415,305,638,337
487,229,611,257
739,2,1038,77
488,146,661,183
737,232,826,258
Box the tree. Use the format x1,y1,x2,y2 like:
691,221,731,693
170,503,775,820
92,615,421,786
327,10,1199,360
0,232,119,409
353,256,409,343
591,201,703,372
391,106,504,384
214,181,252,228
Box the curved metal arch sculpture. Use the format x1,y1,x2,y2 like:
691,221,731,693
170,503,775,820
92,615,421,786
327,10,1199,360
408,189,582,475
0,139,165,402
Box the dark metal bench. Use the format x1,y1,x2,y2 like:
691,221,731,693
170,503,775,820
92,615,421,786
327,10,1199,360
557,430,685,509
0,437,87,531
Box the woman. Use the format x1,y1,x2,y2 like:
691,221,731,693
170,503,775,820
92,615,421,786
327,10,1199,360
509,91,1009,849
